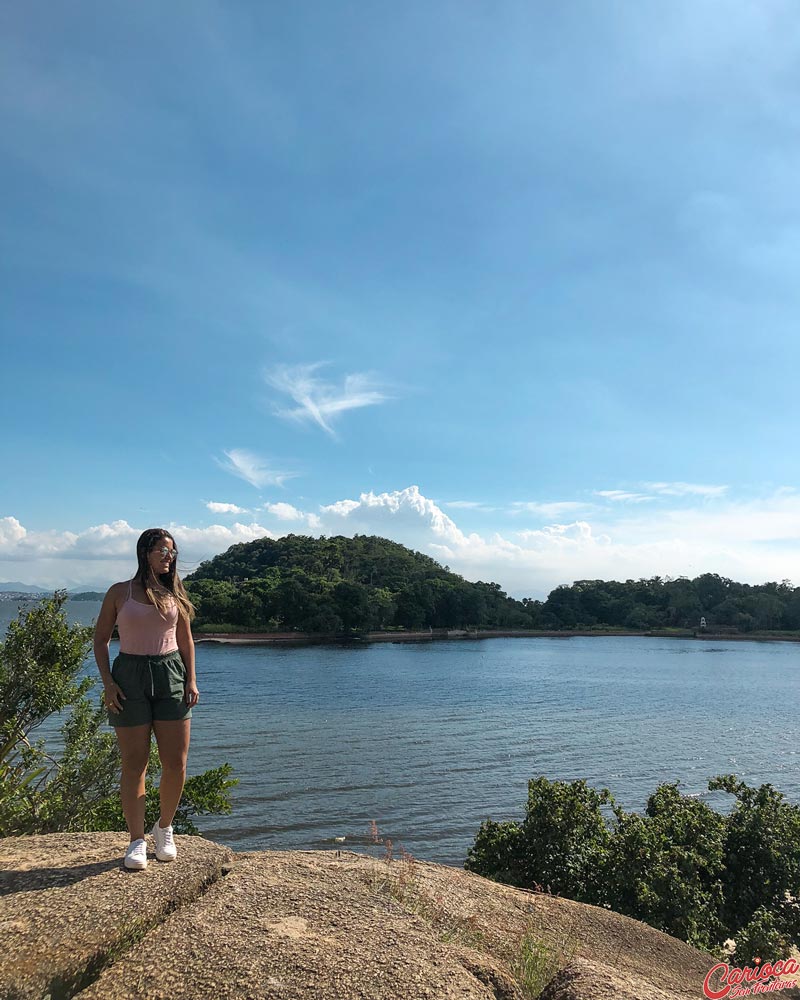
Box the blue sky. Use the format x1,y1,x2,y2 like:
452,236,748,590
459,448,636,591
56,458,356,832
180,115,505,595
3,1,800,595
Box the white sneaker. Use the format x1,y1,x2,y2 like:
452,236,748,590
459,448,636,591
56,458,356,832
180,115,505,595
151,820,177,862
124,838,148,870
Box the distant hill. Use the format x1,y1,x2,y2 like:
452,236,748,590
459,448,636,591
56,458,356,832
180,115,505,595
185,533,538,632
0,584,108,599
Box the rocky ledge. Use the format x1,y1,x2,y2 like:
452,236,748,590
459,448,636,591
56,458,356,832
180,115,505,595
0,832,775,1000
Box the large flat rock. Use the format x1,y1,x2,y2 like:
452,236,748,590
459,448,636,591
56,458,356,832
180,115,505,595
6,835,785,1000
71,848,719,1000
0,832,233,1000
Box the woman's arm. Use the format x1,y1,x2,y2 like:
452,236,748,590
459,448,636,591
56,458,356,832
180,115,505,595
94,585,126,712
176,611,199,706
93,585,120,687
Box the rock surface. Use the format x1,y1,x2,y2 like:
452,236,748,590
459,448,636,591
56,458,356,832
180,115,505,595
0,832,233,1000
0,832,781,1000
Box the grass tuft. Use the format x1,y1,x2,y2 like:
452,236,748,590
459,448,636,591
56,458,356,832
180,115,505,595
364,821,577,998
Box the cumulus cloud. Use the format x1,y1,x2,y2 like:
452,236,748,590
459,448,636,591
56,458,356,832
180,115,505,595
320,486,467,546
516,522,610,546
162,521,276,556
263,502,304,520
0,518,276,589
206,501,249,514
265,362,392,437
215,448,298,489
307,486,800,596
0,516,28,546
5,485,800,596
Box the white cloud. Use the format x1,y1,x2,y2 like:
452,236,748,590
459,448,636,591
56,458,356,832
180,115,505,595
263,502,303,520
262,502,322,531
320,486,467,546
595,490,655,503
512,501,593,517
321,499,360,517
215,448,298,489
163,522,276,556
516,522,610,546
310,486,800,596
6,485,800,597
444,501,497,511
0,516,28,546
0,518,276,589
265,362,392,437
206,501,249,514
644,482,728,498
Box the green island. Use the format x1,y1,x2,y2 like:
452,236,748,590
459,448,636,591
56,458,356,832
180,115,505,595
184,533,800,640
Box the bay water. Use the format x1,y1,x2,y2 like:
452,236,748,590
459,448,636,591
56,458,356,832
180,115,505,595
3,598,799,866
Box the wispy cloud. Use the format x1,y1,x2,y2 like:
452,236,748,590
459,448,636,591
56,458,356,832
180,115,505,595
206,501,249,514
444,500,497,512
512,501,592,518
265,362,393,437
595,490,655,503
644,482,728,498
215,449,298,489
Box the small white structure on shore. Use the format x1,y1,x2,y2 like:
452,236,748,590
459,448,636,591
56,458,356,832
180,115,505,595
700,617,707,629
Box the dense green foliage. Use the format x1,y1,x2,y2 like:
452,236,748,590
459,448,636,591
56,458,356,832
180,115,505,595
466,776,800,961
0,591,237,836
540,574,800,632
184,535,800,635
185,534,537,632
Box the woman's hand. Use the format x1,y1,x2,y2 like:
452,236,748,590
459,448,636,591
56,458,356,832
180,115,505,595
185,680,200,707
103,679,126,714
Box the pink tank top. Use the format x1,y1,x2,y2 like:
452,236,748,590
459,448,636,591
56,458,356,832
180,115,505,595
116,579,179,655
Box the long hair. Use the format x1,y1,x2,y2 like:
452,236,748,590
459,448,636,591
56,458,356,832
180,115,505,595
134,528,196,623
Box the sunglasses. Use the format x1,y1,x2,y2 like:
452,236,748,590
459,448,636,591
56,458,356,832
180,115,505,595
153,546,178,560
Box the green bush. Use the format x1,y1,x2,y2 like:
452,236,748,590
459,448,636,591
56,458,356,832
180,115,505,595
466,775,800,960
0,591,237,836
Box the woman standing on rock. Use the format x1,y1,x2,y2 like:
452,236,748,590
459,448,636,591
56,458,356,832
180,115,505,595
93,528,199,870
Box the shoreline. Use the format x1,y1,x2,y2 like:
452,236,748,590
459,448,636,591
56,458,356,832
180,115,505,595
192,627,800,647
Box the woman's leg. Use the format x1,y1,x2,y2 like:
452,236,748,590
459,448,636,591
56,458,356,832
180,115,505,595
151,719,191,827
114,723,152,841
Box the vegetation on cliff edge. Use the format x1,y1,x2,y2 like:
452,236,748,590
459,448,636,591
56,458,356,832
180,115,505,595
466,775,800,964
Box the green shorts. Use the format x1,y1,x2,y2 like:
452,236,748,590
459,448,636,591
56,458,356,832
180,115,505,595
108,650,192,728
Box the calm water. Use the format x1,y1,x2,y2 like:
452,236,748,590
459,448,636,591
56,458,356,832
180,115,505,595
4,598,799,865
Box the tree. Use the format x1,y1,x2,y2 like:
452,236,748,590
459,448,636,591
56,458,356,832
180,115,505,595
466,776,612,904
709,775,800,961
0,591,237,837
333,581,371,631
603,784,726,950
466,774,800,961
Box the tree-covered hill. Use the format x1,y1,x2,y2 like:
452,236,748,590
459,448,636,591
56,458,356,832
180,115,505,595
184,536,800,635
184,534,537,632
